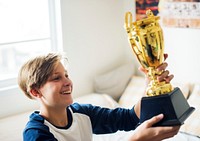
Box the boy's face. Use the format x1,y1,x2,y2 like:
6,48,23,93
38,61,73,108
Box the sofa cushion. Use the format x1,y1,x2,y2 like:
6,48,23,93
94,63,135,101
118,76,192,108
74,93,119,109
180,84,200,137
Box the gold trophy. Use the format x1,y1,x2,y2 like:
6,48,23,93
124,10,194,126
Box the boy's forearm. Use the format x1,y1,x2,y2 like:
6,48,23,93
134,100,141,119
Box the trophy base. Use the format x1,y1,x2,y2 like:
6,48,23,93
140,87,195,126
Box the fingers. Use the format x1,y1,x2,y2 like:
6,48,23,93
132,114,180,141
138,53,174,83
159,126,180,134
145,114,164,127
156,62,168,72
157,70,174,83
138,66,148,74
158,126,180,140
164,53,168,61
156,62,174,83
163,75,174,83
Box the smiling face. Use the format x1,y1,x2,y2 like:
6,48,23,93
38,61,73,109
18,53,74,110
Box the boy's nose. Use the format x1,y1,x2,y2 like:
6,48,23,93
63,78,72,87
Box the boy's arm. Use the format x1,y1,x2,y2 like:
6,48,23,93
71,103,139,134
24,128,57,141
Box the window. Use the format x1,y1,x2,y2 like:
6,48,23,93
0,0,62,86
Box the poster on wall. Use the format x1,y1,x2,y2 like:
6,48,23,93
159,0,200,28
136,0,200,28
136,0,160,20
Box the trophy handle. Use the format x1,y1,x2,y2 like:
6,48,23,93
125,12,149,69
125,12,132,31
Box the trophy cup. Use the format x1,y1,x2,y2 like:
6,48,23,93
124,10,195,126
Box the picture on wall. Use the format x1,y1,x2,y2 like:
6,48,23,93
159,0,200,28
135,0,200,28
136,0,159,20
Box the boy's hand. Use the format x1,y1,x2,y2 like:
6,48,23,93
129,114,180,141
135,53,174,118
138,53,174,84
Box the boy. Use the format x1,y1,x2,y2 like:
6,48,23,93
18,53,179,141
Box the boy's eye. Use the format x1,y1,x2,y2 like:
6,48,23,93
53,76,61,80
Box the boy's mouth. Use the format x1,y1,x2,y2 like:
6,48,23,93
61,91,71,95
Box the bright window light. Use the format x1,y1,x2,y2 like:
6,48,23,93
0,0,62,81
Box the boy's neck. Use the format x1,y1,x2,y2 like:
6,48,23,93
39,107,68,127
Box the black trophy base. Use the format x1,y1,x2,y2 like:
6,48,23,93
140,87,195,126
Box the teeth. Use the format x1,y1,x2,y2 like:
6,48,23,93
62,91,71,95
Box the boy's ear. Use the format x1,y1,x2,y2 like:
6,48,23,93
30,88,42,98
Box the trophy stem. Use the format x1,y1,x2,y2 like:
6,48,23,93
146,67,173,96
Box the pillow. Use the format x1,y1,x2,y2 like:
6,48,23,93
118,76,146,108
74,93,119,109
180,84,200,137
172,81,192,99
118,76,192,108
94,63,135,101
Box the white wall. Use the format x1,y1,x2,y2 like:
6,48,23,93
60,0,136,97
163,27,200,84
60,0,200,97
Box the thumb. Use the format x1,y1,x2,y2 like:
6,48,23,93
146,114,164,127
138,66,148,74
164,53,168,61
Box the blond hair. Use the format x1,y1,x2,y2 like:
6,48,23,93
18,53,66,99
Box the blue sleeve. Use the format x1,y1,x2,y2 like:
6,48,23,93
70,103,139,134
23,129,57,141
23,114,57,141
